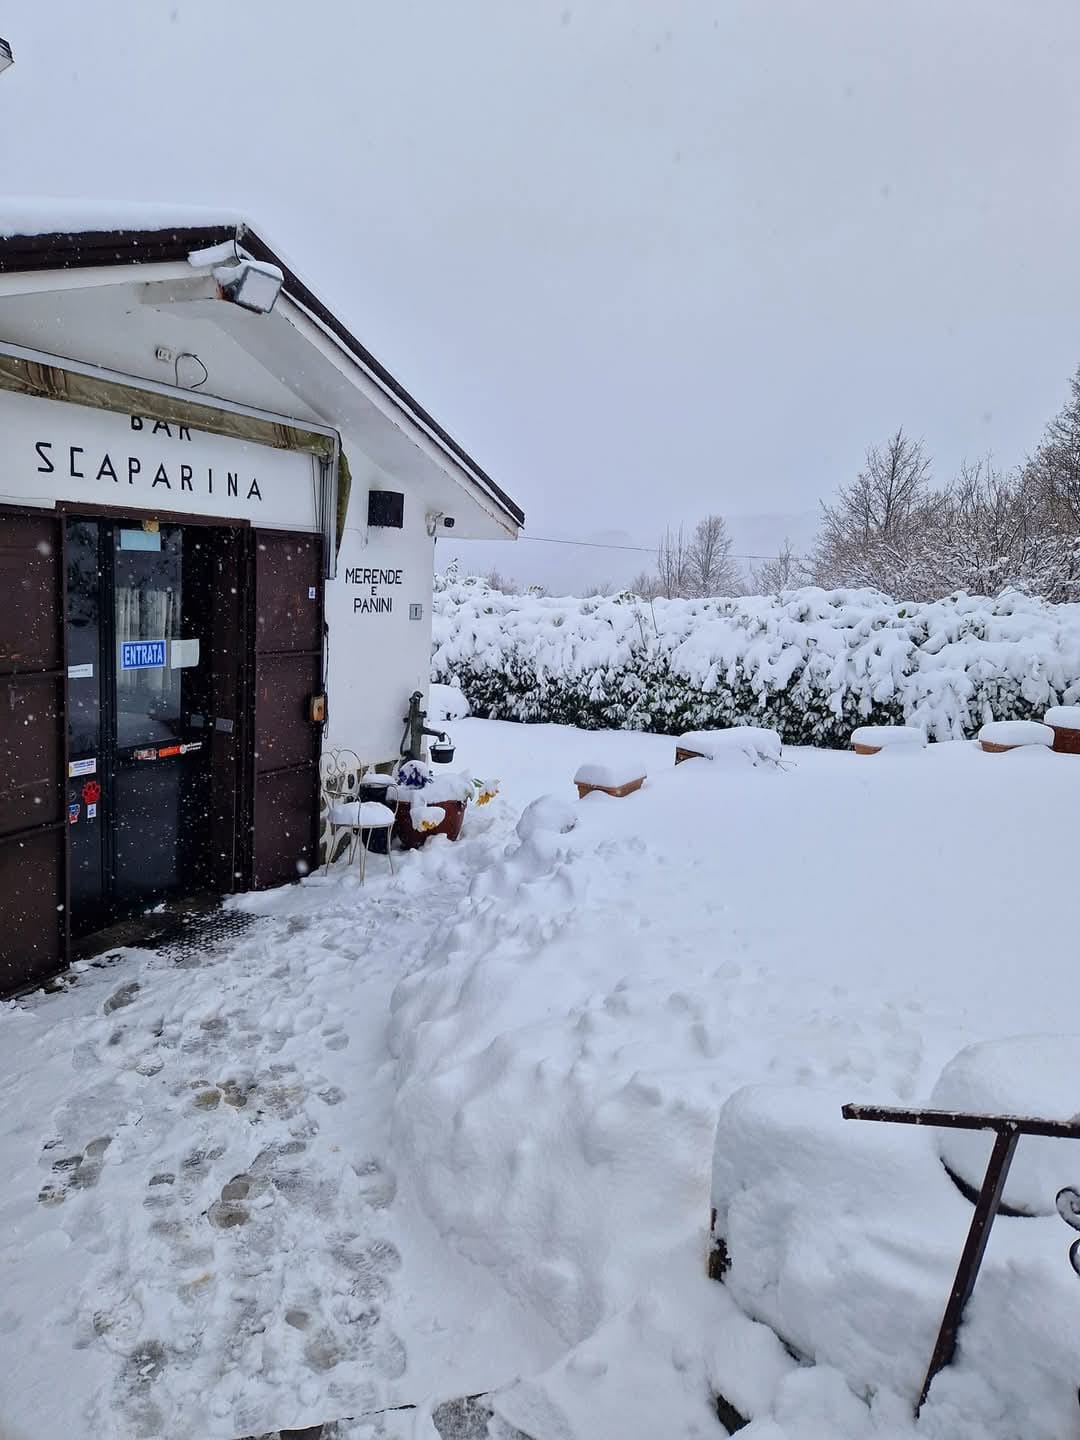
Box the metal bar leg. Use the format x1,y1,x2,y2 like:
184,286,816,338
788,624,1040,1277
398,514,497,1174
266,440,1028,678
917,1126,1019,1414
386,833,394,877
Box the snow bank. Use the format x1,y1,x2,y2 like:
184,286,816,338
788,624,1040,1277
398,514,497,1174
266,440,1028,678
386,720,1080,1440
433,579,1080,747
516,795,578,840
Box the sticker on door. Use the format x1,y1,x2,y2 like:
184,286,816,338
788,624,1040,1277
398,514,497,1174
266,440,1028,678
68,758,97,778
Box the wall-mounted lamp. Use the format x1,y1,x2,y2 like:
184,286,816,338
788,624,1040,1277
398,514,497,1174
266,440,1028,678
0,37,14,76
213,258,283,315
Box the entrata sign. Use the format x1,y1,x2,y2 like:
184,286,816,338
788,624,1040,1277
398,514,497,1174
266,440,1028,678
120,639,166,670
0,387,319,530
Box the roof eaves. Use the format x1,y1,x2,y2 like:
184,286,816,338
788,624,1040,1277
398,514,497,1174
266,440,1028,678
0,219,524,528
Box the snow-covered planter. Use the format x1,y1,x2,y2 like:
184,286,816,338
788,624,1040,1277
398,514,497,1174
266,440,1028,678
392,761,482,849
573,760,647,799
850,724,926,755
1043,704,1080,754
978,720,1054,753
676,726,781,766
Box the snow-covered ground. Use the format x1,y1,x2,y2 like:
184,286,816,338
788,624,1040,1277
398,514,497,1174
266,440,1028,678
2,718,1080,1439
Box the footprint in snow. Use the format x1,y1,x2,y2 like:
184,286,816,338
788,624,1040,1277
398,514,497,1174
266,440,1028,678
351,1157,397,1210
37,1135,112,1205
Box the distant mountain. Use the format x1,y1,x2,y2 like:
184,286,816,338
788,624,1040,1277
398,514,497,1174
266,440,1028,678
438,511,820,596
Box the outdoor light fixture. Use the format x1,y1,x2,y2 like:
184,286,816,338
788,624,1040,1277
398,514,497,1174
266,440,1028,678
0,37,14,75
425,511,456,536
213,258,283,315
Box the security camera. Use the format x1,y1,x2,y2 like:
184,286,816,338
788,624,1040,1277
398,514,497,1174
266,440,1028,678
442,516,455,529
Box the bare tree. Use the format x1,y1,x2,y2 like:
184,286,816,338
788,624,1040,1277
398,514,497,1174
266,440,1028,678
809,429,936,592
628,569,664,599
752,538,801,594
685,514,740,596
482,567,518,594
655,526,692,598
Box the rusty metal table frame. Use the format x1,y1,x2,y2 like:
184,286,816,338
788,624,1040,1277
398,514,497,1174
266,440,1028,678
843,1103,1080,1415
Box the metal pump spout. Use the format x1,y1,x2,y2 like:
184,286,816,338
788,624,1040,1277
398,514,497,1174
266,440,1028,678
401,690,450,760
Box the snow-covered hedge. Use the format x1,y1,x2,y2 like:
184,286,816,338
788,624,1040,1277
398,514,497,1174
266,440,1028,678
432,578,1080,746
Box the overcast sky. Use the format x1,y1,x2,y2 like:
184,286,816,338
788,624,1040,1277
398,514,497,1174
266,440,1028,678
2,1,1079,586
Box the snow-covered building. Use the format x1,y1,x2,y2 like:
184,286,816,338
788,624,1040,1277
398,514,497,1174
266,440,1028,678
0,203,522,992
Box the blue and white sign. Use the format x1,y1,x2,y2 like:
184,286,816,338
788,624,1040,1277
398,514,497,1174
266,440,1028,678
120,640,166,670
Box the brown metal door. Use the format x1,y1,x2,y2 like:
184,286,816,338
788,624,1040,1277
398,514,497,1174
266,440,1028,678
0,509,67,989
250,530,323,888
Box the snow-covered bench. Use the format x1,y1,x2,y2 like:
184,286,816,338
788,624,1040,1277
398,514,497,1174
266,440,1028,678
850,724,926,755
573,760,647,799
978,719,1053,753
675,727,781,767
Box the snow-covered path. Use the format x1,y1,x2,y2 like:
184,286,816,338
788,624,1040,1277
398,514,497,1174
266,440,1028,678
0,808,559,1440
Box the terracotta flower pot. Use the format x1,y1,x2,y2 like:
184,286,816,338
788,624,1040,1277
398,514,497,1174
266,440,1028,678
394,798,466,850
852,743,881,755
979,740,1016,754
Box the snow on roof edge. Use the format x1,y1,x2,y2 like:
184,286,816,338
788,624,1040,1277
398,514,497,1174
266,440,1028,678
0,195,245,241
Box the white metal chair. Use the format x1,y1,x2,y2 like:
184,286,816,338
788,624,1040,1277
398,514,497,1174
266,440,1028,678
319,749,396,882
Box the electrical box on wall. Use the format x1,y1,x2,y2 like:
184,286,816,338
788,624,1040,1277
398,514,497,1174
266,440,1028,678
368,490,405,529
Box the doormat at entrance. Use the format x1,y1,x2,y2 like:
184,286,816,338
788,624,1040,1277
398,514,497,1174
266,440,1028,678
75,903,258,970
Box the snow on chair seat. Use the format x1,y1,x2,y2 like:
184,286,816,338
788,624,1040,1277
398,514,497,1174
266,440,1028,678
1043,705,1080,754
573,760,647,799
977,719,1053,753
675,727,781,766
850,724,926,755
330,799,397,828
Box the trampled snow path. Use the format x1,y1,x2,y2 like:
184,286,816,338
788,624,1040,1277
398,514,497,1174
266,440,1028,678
0,816,560,1440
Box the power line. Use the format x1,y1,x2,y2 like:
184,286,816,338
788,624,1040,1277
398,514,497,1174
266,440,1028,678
515,533,806,563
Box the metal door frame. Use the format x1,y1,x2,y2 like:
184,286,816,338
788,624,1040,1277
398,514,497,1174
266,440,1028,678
0,502,69,987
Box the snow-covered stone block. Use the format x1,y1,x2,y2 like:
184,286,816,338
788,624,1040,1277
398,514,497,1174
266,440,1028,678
573,760,647,798
1043,705,1080,754
850,724,926,754
978,719,1053,751
1043,705,1080,730
675,727,781,765
930,1035,1080,1217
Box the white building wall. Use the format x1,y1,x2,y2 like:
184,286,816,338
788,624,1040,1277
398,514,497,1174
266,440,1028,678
324,467,435,764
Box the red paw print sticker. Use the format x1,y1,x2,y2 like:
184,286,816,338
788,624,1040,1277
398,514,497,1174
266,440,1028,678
81,780,102,805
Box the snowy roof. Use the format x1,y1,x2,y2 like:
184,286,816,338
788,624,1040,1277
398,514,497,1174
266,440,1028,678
0,197,524,529
0,196,244,240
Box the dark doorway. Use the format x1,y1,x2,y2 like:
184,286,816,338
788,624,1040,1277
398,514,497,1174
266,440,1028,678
1,508,323,989
64,518,243,935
